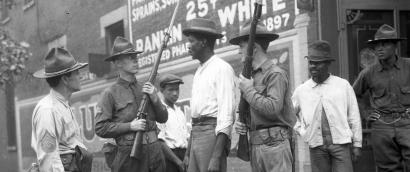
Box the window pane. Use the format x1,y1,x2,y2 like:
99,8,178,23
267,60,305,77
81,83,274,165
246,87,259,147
400,11,410,57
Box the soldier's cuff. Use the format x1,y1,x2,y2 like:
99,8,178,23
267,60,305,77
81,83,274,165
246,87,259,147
119,122,131,132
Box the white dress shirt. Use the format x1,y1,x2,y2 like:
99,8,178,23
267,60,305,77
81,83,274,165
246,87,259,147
191,55,237,136
31,89,85,172
292,75,362,148
157,102,190,149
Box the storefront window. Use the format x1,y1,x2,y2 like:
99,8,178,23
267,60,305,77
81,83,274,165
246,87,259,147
399,11,410,57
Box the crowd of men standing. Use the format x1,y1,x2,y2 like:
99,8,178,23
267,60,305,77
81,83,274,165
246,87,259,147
29,16,409,172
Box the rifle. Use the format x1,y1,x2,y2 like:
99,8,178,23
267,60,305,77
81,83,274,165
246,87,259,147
236,0,263,162
130,0,180,158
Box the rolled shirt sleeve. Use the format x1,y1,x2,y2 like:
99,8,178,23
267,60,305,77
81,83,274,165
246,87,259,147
215,65,237,137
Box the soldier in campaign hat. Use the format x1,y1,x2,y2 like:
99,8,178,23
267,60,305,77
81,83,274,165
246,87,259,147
353,24,410,171
31,47,92,172
293,40,362,172
95,36,168,172
232,20,296,172
183,18,237,172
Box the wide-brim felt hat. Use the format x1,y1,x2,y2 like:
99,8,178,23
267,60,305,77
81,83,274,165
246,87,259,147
182,18,223,39
305,40,335,62
158,73,184,88
33,47,88,78
229,20,279,45
104,36,143,61
367,24,406,44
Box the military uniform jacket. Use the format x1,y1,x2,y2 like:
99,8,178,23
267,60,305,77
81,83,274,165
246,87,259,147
95,78,168,146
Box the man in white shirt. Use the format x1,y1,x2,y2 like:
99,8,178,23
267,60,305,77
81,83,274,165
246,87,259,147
157,73,190,172
182,18,237,172
292,40,362,172
31,47,91,172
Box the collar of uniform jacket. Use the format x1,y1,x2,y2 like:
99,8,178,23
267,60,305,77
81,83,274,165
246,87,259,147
375,55,403,72
253,59,274,75
116,77,138,87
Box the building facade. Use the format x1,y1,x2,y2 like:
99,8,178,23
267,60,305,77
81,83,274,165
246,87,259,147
0,0,409,171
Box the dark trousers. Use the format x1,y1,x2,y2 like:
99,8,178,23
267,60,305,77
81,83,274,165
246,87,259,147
309,144,353,172
112,141,165,172
165,148,186,172
371,117,410,172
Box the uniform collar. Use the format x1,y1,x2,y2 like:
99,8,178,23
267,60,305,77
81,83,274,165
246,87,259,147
117,77,138,87
376,55,402,72
50,89,70,107
253,59,273,74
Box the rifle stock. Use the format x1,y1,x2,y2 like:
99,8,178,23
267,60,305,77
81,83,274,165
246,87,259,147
130,0,180,158
236,0,263,161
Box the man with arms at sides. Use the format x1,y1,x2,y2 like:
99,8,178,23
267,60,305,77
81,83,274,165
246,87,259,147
293,40,362,172
232,21,296,172
182,18,237,172
353,24,410,171
157,73,190,172
95,37,168,172
31,47,91,172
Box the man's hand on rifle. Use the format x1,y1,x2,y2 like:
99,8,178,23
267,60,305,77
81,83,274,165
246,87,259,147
142,82,159,103
235,121,248,135
130,119,146,131
238,74,253,92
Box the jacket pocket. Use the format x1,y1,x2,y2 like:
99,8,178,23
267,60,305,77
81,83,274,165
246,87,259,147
400,86,410,94
115,98,133,111
371,87,386,99
400,86,410,104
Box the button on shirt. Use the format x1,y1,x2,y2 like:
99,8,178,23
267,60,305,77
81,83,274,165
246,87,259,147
31,89,85,172
292,75,362,148
157,102,190,149
191,55,237,136
353,57,410,113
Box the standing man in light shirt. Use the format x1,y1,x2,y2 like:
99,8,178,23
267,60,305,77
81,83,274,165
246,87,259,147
292,40,362,172
182,18,237,172
157,73,190,172
31,47,92,172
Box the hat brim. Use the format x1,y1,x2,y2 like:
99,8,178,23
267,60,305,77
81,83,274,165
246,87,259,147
104,50,143,62
229,33,279,45
367,38,406,44
305,56,335,62
182,28,223,39
33,62,88,78
160,80,184,87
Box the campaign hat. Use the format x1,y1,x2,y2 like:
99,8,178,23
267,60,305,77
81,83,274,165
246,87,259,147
229,20,279,45
33,47,88,78
367,24,406,44
104,36,142,61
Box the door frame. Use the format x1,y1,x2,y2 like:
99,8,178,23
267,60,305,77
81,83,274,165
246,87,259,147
336,0,410,79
